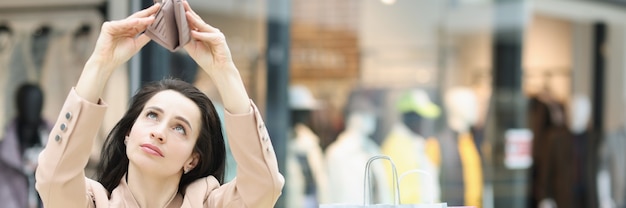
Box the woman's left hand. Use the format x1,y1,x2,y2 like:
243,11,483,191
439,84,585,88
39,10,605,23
181,0,251,114
182,1,235,74
89,3,160,72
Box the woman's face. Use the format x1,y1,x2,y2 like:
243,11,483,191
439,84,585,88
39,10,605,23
126,90,202,176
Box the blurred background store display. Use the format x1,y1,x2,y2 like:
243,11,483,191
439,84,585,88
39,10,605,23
3,0,626,207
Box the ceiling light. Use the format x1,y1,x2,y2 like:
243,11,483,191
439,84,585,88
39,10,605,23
381,0,396,5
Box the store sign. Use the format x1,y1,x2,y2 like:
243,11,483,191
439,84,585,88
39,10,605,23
504,129,533,169
292,47,347,70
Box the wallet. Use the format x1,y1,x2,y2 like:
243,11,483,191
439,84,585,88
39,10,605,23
144,0,191,52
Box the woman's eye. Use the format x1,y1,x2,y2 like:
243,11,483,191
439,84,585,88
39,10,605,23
147,112,158,120
174,125,186,135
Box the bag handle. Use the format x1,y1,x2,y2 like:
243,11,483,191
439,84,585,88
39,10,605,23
363,155,401,205
399,169,435,204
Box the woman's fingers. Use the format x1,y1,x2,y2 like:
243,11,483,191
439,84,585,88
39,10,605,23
106,16,155,37
191,30,226,46
181,0,233,65
185,11,219,33
185,11,206,31
182,1,199,19
132,16,156,33
135,34,152,48
128,3,161,19
182,1,221,33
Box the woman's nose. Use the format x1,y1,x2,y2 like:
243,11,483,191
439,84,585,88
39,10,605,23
150,126,166,143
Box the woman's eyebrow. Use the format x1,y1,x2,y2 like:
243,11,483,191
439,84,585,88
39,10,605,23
175,115,193,131
146,106,193,131
146,106,164,113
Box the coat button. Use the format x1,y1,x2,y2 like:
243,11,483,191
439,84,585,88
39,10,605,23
55,135,62,142
258,123,264,129
65,112,72,120
60,123,67,131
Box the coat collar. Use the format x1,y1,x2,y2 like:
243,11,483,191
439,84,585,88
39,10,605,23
111,174,183,208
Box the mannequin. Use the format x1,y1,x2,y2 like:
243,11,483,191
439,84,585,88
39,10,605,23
439,87,482,207
567,95,591,135
599,96,626,208
325,97,390,204
0,24,13,139
536,94,591,208
0,83,52,208
31,25,51,79
381,89,441,204
527,84,566,208
443,88,478,133
286,85,329,208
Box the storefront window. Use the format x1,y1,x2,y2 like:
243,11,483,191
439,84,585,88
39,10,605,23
3,0,626,208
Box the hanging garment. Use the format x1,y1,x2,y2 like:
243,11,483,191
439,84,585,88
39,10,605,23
527,95,566,207
536,126,591,208
297,153,318,207
457,132,483,208
439,130,483,208
599,127,626,208
0,119,52,208
381,123,440,204
325,129,391,204
470,126,485,157
40,25,85,123
0,24,17,139
286,124,329,208
1,23,40,141
425,136,441,169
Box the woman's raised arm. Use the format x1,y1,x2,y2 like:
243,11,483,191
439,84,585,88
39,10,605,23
35,4,160,207
180,2,284,207
181,1,250,114
76,3,160,103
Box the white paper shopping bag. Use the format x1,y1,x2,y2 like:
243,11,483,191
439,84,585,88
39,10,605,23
320,155,447,208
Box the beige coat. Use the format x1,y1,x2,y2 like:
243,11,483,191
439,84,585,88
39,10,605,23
35,88,284,207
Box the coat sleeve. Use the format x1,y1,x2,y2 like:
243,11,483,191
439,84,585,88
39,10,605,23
35,88,107,207
206,101,284,208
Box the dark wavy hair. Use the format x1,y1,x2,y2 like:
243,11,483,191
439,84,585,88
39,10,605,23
96,78,226,194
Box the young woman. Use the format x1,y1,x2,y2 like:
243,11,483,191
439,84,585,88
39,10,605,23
35,2,284,207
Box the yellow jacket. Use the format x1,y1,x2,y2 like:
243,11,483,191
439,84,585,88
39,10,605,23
381,123,440,204
439,131,483,208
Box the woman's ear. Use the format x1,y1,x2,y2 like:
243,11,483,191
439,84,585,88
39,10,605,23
186,152,200,169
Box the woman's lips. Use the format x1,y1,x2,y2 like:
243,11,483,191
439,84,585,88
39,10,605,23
140,144,164,157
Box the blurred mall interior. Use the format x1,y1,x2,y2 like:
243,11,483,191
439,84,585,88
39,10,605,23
1,0,626,207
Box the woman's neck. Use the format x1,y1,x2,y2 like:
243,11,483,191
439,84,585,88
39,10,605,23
127,165,181,208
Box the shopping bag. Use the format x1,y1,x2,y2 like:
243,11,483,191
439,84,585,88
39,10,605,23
320,155,447,208
329,204,447,208
397,169,447,208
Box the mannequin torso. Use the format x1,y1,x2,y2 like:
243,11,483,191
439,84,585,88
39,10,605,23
439,87,482,208
326,111,390,204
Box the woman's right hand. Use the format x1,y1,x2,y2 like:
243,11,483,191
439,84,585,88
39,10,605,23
87,3,160,72
77,3,160,103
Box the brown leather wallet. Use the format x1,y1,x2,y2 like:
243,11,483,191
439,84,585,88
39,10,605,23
144,0,191,52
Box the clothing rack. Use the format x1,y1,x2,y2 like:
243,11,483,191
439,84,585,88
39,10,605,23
0,8,103,139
